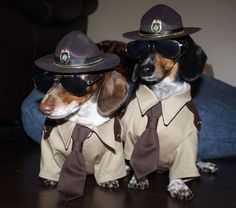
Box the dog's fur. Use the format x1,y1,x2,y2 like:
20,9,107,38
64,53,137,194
39,39,217,199
127,36,217,200
40,70,129,188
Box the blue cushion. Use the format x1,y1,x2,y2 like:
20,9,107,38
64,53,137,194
193,75,236,159
21,89,46,143
21,76,236,159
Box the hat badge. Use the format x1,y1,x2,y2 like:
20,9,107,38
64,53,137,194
60,49,70,64
151,19,162,33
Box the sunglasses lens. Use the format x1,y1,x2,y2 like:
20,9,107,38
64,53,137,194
126,41,147,58
153,40,181,58
127,40,182,59
60,77,88,96
33,73,54,93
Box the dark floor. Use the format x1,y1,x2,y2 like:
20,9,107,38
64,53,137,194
0,123,236,208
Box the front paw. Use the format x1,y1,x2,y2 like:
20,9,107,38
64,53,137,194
167,179,193,200
128,175,149,190
197,161,218,173
42,178,58,186
98,180,119,189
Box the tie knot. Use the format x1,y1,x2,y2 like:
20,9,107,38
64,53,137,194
71,124,91,152
147,117,158,130
146,102,162,130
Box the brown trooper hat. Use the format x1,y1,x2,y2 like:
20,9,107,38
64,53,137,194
123,4,201,40
35,31,120,73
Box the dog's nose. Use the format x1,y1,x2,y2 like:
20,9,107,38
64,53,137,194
40,103,54,115
140,64,155,77
40,96,55,115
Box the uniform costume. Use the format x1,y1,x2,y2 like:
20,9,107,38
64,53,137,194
40,119,127,184
34,31,126,200
120,84,200,181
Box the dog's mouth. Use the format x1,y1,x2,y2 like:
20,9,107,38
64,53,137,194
46,115,68,120
46,104,80,120
141,76,157,82
47,113,75,120
141,74,160,84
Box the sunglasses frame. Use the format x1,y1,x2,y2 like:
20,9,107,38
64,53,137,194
33,72,103,96
127,39,187,60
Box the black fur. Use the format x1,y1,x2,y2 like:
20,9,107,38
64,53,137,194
178,36,207,81
130,36,207,83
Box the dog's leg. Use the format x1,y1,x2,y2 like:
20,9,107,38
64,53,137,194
42,179,58,186
125,164,132,173
196,161,218,173
167,179,193,200
128,175,149,190
98,180,119,189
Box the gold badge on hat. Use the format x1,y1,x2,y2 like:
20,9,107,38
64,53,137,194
60,49,70,64
151,19,162,33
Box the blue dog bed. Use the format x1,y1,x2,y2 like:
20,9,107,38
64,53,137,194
21,89,46,143
21,75,236,159
193,75,236,159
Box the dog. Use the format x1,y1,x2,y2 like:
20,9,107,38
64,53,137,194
120,35,218,200
37,69,130,190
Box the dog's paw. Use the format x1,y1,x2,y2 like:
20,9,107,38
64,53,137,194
197,161,218,174
125,164,132,173
98,180,119,189
167,179,193,200
128,175,149,190
42,179,58,186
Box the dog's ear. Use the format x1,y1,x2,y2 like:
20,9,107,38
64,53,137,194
97,71,129,116
179,36,207,81
131,63,140,83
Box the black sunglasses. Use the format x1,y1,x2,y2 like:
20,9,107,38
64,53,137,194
33,73,103,96
126,39,187,59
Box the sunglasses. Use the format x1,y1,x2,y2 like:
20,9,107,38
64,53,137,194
126,39,186,59
33,73,103,96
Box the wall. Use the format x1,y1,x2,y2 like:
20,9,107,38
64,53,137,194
87,0,236,86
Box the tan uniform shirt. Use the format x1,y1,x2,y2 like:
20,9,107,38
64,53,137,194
120,84,200,181
39,119,127,184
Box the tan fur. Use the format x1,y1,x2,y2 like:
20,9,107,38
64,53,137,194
154,54,176,79
40,71,128,118
60,89,91,105
40,79,99,116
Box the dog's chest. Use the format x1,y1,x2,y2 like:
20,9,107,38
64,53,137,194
69,101,109,129
150,79,187,100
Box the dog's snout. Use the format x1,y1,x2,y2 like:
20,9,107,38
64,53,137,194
140,64,155,77
40,95,55,115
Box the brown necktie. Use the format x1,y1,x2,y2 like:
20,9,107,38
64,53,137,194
57,124,91,201
130,102,162,179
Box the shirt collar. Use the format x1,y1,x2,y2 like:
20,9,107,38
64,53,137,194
58,120,76,150
136,84,191,125
57,119,116,151
92,118,116,151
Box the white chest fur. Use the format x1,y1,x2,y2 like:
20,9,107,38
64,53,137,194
68,98,109,129
150,77,187,100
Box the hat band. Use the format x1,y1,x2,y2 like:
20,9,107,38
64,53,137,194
139,27,184,39
54,55,102,69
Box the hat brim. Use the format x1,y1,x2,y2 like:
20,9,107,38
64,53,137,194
123,27,201,40
35,53,120,74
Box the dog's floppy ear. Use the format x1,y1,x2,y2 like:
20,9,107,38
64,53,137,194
179,36,207,81
131,63,141,83
97,71,129,116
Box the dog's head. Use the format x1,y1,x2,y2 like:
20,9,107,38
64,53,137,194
128,36,207,84
37,71,128,119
